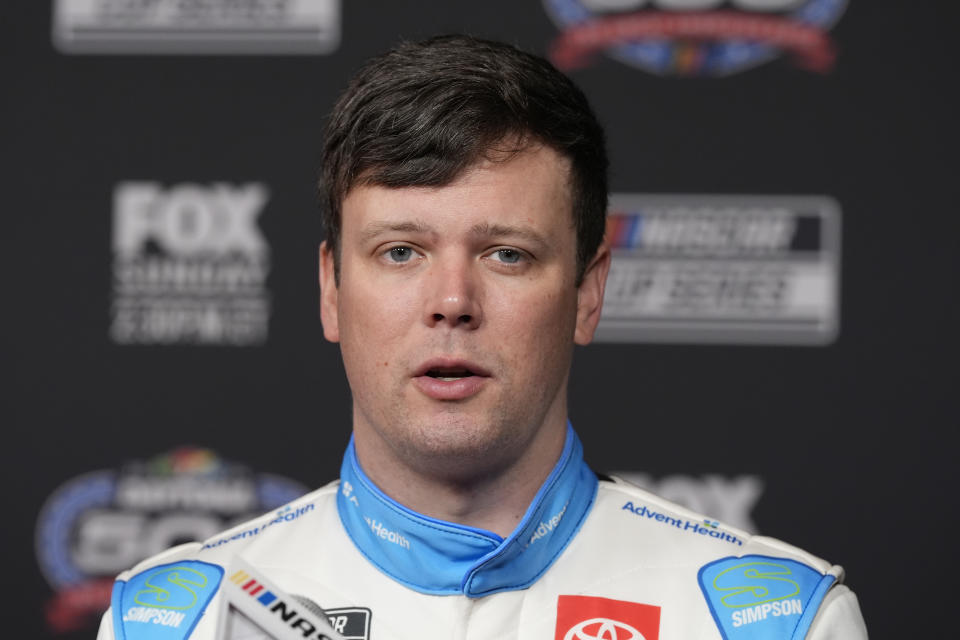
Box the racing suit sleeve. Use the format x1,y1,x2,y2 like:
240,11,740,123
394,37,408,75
96,609,114,640
804,584,868,639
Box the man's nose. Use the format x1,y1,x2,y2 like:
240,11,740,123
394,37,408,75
423,257,482,330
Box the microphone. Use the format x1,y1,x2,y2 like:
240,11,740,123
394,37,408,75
217,557,347,640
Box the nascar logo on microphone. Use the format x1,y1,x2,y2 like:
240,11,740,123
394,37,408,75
223,561,368,640
543,0,849,76
230,570,280,605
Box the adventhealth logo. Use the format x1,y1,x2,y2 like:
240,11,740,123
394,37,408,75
528,503,568,546
201,503,314,550
364,516,411,550
622,502,742,545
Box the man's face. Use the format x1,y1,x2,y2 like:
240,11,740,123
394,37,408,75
319,145,608,479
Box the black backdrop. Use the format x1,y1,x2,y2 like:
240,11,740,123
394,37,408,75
6,1,958,638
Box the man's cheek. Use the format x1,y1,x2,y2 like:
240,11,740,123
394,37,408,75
347,284,411,332
524,290,577,334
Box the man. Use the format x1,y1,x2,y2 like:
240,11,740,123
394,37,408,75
98,35,867,640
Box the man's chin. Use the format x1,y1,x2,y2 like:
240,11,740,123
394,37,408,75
397,417,522,479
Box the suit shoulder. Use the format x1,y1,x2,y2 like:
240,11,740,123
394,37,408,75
596,476,835,571
195,480,339,556
106,481,339,639
114,541,205,582
591,477,863,638
114,480,339,576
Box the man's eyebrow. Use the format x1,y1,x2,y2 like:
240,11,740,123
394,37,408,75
359,220,435,242
469,222,549,246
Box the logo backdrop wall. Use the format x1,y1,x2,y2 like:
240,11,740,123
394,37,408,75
6,1,957,637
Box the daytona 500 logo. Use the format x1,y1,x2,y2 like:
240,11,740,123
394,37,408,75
34,448,305,634
544,0,848,75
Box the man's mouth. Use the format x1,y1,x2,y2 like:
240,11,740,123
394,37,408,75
413,359,491,400
414,359,491,379
425,367,477,381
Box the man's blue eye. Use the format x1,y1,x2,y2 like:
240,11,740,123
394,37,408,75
388,247,413,262
495,249,522,264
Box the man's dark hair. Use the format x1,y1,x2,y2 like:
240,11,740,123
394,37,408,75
320,34,608,284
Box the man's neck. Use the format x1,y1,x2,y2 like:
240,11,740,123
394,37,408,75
352,419,568,538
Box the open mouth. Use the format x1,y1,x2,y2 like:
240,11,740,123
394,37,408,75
414,358,491,381
413,359,490,400
425,367,476,382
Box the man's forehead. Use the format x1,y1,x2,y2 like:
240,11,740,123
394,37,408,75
343,145,575,230
352,140,572,197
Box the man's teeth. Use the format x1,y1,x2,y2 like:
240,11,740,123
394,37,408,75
427,370,471,380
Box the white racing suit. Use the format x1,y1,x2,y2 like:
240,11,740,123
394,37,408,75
97,425,867,640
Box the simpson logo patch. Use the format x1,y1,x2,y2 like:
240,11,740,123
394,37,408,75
698,555,835,639
112,560,223,640
556,595,660,640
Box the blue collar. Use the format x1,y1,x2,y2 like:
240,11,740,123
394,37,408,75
336,423,598,597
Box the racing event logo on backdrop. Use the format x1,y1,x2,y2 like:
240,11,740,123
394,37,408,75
597,194,841,345
556,595,660,640
53,0,341,54
543,0,848,76
111,181,272,346
35,447,307,634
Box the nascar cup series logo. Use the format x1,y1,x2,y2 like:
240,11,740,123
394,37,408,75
597,194,841,345
53,0,341,55
543,0,849,76
110,181,271,346
35,447,306,633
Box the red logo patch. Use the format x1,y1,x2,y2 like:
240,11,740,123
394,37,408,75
555,595,660,640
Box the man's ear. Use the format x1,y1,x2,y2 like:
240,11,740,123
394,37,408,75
574,242,611,346
319,241,340,343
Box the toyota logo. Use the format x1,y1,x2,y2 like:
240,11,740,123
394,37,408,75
564,617,646,640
